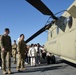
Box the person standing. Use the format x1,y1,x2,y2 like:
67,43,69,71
0,28,12,74
0,35,2,70
12,40,17,64
29,44,36,66
27,45,31,64
36,43,41,64
17,34,27,72
34,44,38,65
41,45,46,60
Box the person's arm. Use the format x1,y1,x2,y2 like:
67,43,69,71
9,36,12,52
17,41,21,53
0,35,5,52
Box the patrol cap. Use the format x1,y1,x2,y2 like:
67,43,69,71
5,28,10,32
14,40,16,42
20,34,24,37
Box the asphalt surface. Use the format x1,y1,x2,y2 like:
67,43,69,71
0,58,76,75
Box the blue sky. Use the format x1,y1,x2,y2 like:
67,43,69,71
0,0,75,45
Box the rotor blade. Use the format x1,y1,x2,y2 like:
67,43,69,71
26,0,58,20
25,23,52,43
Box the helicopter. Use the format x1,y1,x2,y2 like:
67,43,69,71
25,0,76,64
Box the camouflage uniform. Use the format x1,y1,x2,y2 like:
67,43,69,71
12,43,17,64
0,35,2,67
0,35,1,57
0,34,12,72
17,40,26,70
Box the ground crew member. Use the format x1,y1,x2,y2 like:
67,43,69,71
17,34,27,72
12,40,17,64
0,28,12,74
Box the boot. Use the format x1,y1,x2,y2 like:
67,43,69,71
16,67,21,72
20,67,27,71
8,70,11,74
3,70,7,74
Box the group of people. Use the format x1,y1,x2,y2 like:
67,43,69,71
0,28,47,74
27,43,46,66
0,28,27,74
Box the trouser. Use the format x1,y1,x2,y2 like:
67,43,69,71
36,55,40,64
25,54,28,63
12,50,16,63
0,50,2,66
0,54,2,67
1,51,11,70
42,53,46,60
28,56,30,64
17,53,25,69
30,57,36,66
46,56,51,64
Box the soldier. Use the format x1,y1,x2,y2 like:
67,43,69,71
12,40,17,64
0,35,2,69
17,34,27,72
0,28,12,74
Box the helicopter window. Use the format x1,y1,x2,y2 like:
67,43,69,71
67,16,73,28
64,18,67,26
56,27,59,34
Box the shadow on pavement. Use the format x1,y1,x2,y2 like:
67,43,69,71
12,64,68,74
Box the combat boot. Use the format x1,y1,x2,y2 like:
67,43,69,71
3,70,7,74
8,70,11,74
20,67,27,71
16,67,21,72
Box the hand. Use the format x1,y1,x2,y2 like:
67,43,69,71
18,52,20,54
2,47,5,52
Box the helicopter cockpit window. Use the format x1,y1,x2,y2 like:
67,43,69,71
67,16,73,28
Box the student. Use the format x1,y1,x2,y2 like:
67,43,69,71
29,44,36,66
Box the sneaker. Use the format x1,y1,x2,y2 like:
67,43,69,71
25,62,28,65
39,62,41,64
0,66,1,70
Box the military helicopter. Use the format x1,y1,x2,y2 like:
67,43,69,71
25,0,76,64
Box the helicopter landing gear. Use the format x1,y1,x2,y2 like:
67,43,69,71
46,55,56,64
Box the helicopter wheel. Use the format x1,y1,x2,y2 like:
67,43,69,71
46,55,56,64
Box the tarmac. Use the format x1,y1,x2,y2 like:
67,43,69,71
0,58,76,75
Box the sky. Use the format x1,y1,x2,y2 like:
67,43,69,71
0,0,75,45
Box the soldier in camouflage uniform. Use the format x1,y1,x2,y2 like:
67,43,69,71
17,34,27,72
0,28,12,74
0,35,2,69
12,40,17,64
